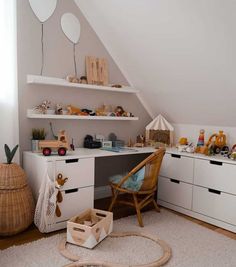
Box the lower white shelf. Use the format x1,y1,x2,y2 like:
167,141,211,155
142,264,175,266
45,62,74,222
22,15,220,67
27,109,139,121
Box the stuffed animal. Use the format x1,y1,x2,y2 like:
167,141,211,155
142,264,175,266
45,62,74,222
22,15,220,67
55,103,63,115
55,173,68,217
34,100,51,114
67,105,88,116
79,76,88,84
66,75,80,83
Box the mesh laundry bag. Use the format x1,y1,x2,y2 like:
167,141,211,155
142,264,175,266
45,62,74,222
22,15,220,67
34,173,59,233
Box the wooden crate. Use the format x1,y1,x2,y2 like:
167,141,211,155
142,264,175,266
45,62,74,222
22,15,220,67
67,208,113,249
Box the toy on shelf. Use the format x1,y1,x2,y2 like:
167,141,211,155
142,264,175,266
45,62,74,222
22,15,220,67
178,137,188,146
86,56,108,85
66,75,80,83
195,129,207,154
206,130,229,155
55,103,63,115
79,76,88,84
34,100,51,114
227,144,236,160
67,105,88,116
111,84,122,88
39,130,70,156
134,134,145,147
145,114,174,147
115,106,125,116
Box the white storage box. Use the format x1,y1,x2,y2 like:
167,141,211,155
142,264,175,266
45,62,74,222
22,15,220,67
67,208,113,249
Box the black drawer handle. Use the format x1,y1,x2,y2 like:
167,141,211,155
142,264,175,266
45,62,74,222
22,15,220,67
65,188,78,194
210,160,222,166
208,188,221,195
171,154,181,158
170,179,180,184
65,158,79,164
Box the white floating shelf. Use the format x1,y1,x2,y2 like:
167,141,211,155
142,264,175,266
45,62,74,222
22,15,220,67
27,75,139,94
27,110,139,121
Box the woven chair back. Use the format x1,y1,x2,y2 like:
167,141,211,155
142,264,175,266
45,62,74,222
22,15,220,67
140,148,165,191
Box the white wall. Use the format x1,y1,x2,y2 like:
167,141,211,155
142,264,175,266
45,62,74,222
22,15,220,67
17,0,151,154
76,0,236,127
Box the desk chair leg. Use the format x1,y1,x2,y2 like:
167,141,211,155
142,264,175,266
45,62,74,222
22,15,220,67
153,199,160,212
109,187,118,212
133,194,144,227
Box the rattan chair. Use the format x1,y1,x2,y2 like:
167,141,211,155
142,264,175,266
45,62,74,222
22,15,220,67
109,148,165,227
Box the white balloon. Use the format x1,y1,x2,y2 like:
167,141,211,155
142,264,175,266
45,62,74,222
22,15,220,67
61,13,81,44
29,0,57,23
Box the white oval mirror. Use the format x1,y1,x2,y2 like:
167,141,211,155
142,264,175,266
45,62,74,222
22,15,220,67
61,13,81,44
29,0,57,23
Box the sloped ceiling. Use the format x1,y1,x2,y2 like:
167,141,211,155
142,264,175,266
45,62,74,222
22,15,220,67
75,0,236,126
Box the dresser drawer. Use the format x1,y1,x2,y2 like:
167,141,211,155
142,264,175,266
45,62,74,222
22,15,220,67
159,153,194,183
193,185,236,226
55,186,94,223
55,158,94,190
194,158,236,195
158,176,193,210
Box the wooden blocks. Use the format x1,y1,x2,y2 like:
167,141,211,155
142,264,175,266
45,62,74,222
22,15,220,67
86,56,108,85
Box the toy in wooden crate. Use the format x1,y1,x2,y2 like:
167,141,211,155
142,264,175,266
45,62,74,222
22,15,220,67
146,114,174,147
67,208,113,249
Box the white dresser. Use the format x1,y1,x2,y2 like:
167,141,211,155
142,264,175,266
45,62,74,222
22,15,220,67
158,148,236,233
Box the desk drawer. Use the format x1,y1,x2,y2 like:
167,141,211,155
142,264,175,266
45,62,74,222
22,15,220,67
56,158,94,190
193,185,236,226
160,153,194,183
194,159,236,195
158,176,192,210
55,186,94,223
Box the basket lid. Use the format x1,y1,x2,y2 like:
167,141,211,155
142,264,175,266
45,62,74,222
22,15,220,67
0,163,27,189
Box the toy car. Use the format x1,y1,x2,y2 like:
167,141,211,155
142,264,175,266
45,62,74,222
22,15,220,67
39,130,70,156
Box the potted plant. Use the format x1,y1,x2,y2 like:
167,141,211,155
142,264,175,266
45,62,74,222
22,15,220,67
0,145,34,235
31,128,46,152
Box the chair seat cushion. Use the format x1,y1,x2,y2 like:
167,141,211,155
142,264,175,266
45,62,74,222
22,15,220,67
109,167,145,191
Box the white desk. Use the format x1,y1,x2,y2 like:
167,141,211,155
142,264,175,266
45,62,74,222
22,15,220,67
23,147,156,232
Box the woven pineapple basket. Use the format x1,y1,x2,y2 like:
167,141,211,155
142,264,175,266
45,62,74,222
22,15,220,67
0,163,35,236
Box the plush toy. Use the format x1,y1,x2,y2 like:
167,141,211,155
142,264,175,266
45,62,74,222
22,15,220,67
66,75,80,83
34,100,51,114
55,103,63,115
79,76,88,84
115,106,125,116
55,173,68,217
67,105,88,116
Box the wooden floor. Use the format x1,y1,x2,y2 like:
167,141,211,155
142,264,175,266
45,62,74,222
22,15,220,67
0,197,235,250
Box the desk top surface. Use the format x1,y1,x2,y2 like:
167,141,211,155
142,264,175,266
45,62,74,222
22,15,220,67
23,147,157,161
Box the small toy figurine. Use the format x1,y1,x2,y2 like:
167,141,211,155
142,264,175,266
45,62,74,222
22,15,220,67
34,100,51,114
67,105,88,116
79,76,88,84
178,137,188,146
66,75,80,83
197,129,205,146
134,134,145,147
115,106,125,116
70,138,75,151
55,103,63,115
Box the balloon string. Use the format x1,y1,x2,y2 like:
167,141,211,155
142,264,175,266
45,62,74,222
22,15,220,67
73,43,77,77
40,23,44,76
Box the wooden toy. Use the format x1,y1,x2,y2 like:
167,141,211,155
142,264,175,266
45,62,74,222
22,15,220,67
34,100,51,114
39,130,70,156
145,114,174,146
206,130,229,154
67,105,88,116
134,134,145,147
86,56,109,85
